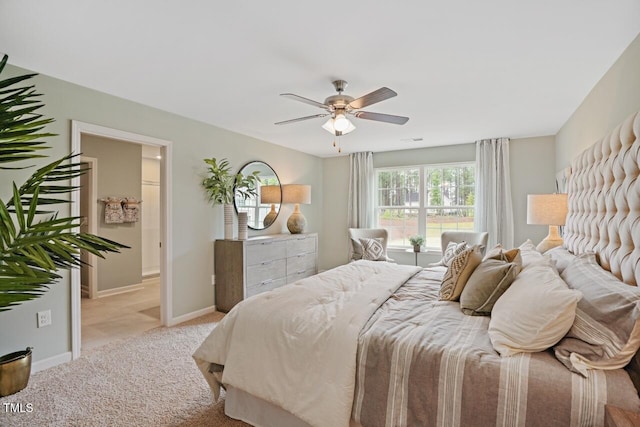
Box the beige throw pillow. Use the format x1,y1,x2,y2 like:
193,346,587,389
459,258,520,316
488,262,581,357
439,245,483,301
485,247,522,270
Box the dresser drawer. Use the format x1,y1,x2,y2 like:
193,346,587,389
287,268,316,284
247,258,286,286
287,252,316,276
215,233,317,312
246,240,287,265
287,235,316,256
247,277,287,297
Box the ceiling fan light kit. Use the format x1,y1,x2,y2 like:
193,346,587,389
276,80,409,152
322,117,355,135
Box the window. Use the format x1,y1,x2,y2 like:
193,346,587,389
375,163,475,249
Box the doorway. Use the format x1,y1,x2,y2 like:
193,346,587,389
71,121,173,359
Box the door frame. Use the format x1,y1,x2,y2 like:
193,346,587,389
70,121,173,360
80,156,99,299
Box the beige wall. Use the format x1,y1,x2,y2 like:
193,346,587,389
556,33,640,170
320,155,350,270
82,135,143,292
509,136,557,245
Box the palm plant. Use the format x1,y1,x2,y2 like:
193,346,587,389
202,157,260,205
0,54,127,312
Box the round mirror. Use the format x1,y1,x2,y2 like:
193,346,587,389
234,161,281,230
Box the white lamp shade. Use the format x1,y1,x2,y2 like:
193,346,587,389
527,194,568,225
260,185,281,204
322,118,356,135
333,113,349,131
282,184,311,204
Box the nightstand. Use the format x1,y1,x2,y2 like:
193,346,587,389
605,405,640,427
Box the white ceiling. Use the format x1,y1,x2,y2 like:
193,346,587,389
2,1,639,157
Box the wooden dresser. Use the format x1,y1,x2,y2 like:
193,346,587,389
214,233,318,312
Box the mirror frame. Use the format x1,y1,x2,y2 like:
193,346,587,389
234,161,282,230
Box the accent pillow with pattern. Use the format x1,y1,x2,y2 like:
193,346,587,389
436,241,468,267
358,237,388,261
439,245,483,301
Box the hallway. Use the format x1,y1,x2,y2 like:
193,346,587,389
81,276,161,351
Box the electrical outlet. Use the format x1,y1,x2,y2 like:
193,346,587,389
211,275,216,285
37,310,52,328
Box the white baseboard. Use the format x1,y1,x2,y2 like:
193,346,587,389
32,351,72,373
167,305,216,327
97,283,144,298
142,269,160,278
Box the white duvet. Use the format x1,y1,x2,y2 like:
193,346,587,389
193,260,421,427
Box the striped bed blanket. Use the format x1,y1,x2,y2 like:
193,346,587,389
352,267,640,427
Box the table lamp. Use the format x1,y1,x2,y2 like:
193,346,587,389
527,193,568,253
260,185,281,227
282,184,311,234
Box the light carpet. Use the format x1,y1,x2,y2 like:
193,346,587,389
0,312,249,427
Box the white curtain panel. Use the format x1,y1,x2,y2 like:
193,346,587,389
348,151,374,228
475,138,514,248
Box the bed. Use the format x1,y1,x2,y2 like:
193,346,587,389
193,111,640,427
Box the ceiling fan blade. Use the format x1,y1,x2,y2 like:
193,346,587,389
354,111,409,125
348,87,397,109
280,93,328,109
275,113,328,125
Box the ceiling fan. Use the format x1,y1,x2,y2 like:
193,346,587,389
275,80,409,139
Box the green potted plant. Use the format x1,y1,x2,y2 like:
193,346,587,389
409,235,425,253
201,158,260,239
0,54,127,395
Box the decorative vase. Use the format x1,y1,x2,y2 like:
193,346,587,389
0,348,32,397
238,212,248,240
413,244,421,253
224,204,234,240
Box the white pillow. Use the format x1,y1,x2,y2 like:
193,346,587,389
518,239,546,267
488,262,582,357
545,246,575,274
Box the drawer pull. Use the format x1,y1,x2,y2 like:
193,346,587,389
260,279,274,286
261,241,273,245
297,253,306,258
296,237,307,240
296,270,306,275
261,260,273,266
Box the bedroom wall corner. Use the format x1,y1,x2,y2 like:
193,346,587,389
320,155,350,271
509,135,556,246
556,32,640,170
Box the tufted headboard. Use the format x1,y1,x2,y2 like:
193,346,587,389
563,111,640,287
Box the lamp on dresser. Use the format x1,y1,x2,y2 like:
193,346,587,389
527,193,568,253
282,184,311,234
260,185,281,227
